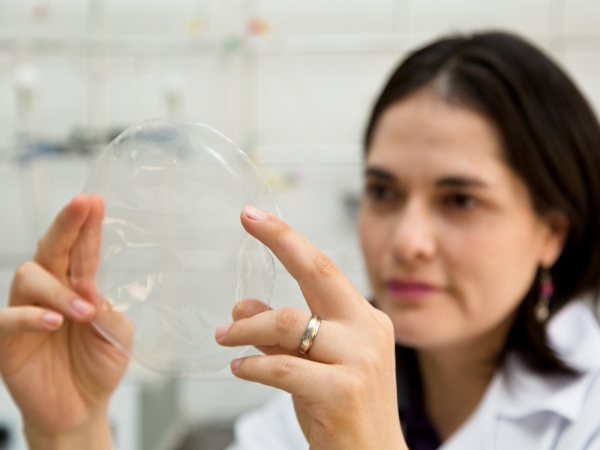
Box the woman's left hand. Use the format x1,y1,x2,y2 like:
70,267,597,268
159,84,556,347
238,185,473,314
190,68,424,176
216,206,407,450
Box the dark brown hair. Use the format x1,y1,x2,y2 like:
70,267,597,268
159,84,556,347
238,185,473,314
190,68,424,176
365,32,600,376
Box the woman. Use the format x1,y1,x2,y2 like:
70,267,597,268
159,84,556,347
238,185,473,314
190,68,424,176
2,31,600,450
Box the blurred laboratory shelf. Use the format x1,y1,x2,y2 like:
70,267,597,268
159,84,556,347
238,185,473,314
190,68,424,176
3,32,600,56
0,34,435,56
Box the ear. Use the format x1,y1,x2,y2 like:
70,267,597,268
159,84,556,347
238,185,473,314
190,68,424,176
539,210,570,268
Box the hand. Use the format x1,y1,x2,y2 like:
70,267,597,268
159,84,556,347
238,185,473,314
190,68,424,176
0,194,129,449
216,206,407,450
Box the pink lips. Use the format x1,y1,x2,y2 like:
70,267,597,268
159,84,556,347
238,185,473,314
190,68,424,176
386,280,436,300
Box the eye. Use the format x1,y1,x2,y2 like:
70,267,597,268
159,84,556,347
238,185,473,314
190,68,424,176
444,193,479,210
365,183,398,202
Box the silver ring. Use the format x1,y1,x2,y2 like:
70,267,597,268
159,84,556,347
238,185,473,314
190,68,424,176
298,315,321,355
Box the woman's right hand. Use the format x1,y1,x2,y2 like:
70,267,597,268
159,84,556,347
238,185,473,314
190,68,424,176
0,194,129,449
217,208,407,450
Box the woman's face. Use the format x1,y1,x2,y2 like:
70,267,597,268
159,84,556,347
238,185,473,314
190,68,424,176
358,89,567,350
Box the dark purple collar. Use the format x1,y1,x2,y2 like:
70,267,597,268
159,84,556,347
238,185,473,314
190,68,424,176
396,345,441,450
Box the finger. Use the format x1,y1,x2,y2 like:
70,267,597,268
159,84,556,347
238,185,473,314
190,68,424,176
11,261,96,322
71,276,103,310
90,301,134,354
231,354,334,400
219,307,310,350
218,307,338,362
0,306,63,343
232,299,272,322
70,194,105,284
254,344,298,357
240,206,363,319
231,303,296,356
35,194,91,278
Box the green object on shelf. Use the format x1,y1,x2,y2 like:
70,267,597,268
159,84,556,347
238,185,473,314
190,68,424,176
222,35,242,52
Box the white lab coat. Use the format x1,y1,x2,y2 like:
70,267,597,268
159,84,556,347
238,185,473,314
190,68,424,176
227,301,600,450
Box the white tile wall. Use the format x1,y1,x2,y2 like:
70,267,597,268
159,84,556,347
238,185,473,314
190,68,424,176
0,163,34,256
0,54,18,150
257,54,399,146
564,50,600,116
103,55,244,141
0,0,89,39
105,56,164,125
25,156,91,236
257,0,396,35
270,164,361,247
105,0,197,37
411,0,552,36
567,0,600,35
32,56,90,139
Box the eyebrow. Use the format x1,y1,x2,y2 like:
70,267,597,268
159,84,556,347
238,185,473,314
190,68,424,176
435,176,489,188
365,167,490,188
365,167,396,181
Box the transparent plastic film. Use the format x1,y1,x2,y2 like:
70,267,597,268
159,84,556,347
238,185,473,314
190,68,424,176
70,119,277,376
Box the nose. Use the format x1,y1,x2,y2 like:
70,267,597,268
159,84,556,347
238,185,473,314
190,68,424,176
391,197,437,266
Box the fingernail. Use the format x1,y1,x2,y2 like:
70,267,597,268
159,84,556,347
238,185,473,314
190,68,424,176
43,312,62,328
215,323,232,339
231,358,243,370
244,205,268,221
72,299,94,317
